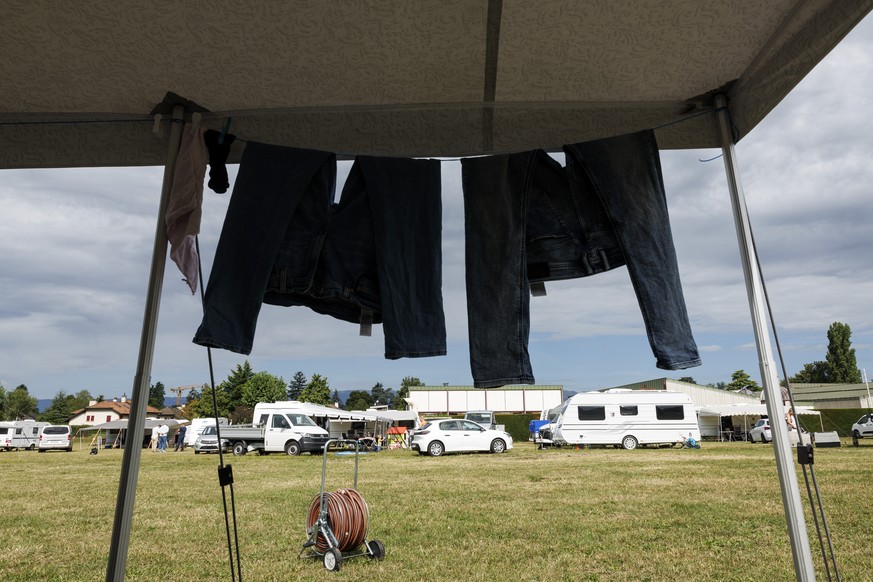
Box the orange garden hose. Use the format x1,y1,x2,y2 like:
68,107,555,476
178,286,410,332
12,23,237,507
306,488,370,552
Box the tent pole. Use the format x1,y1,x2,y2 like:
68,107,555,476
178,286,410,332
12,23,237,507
714,94,815,581
105,104,186,582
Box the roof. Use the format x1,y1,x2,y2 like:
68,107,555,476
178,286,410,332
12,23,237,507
2,2,871,168
411,384,563,392
70,400,162,417
787,383,873,402
697,404,820,417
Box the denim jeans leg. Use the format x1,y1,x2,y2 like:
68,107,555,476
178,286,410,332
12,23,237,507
565,130,700,370
193,143,336,354
462,153,536,387
360,156,447,358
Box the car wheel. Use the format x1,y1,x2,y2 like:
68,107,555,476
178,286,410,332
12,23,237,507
853,430,861,439
621,435,638,450
323,547,342,571
232,441,247,456
427,441,445,457
38,449,46,453
29,444,36,450
285,440,301,456
490,438,506,454
366,539,385,560
194,450,200,454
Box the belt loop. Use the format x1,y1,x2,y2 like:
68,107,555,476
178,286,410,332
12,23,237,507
581,255,594,276
599,249,610,271
530,281,547,297
359,309,373,336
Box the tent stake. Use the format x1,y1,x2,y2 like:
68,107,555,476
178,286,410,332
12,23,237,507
714,94,816,581
105,104,186,582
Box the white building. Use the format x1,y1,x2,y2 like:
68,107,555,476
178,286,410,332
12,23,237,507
68,396,168,426
407,385,563,415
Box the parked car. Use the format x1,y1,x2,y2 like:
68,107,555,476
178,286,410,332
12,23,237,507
749,419,771,443
411,418,513,457
852,413,873,440
38,425,72,452
194,425,229,454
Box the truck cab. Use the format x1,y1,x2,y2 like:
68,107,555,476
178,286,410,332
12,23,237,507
464,411,496,430
254,410,329,455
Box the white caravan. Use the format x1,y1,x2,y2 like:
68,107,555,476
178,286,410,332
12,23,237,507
548,390,700,450
0,421,49,450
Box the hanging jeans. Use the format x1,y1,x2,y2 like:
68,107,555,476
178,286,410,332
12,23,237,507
194,142,446,359
462,129,700,388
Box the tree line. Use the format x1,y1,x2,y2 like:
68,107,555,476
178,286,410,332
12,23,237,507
677,321,864,391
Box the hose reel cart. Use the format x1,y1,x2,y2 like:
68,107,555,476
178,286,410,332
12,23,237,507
299,439,385,571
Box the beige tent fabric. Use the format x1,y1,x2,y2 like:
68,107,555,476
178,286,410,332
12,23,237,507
1,1,871,167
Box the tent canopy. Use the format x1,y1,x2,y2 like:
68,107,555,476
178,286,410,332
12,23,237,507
696,404,821,417
2,1,872,168
76,418,187,433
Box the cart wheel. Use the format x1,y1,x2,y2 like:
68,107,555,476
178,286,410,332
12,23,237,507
366,539,385,560
323,548,342,571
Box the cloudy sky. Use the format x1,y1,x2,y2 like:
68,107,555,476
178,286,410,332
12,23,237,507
2,19,872,401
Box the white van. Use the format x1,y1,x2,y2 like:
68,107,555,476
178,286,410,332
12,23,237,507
185,417,229,447
548,390,700,450
38,425,73,452
0,421,49,450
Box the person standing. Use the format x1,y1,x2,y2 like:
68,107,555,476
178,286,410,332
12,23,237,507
150,424,159,452
174,424,188,452
157,424,169,452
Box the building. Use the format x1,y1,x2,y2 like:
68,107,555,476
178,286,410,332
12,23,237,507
407,385,563,415
68,396,169,426
788,383,873,410
601,378,762,407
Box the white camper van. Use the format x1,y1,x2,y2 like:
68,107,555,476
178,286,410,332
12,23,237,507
548,390,700,450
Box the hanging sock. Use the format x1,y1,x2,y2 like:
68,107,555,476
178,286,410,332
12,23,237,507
203,129,236,193
166,124,208,294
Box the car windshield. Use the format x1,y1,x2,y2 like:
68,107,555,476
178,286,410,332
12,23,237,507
201,426,216,435
286,414,317,427
467,414,490,423
418,422,432,430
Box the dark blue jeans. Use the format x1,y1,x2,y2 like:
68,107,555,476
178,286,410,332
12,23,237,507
194,143,446,359
462,130,700,388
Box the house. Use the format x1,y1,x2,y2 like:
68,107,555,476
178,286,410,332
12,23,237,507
787,383,873,410
68,396,170,426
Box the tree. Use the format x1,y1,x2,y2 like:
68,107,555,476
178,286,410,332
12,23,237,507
40,390,73,424
706,382,727,390
69,389,92,412
221,361,255,408
288,371,307,400
825,322,862,383
370,382,394,408
241,372,287,408
726,370,760,392
345,390,374,411
5,385,38,420
330,389,342,407
0,385,7,419
395,376,423,410
189,387,232,419
789,361,829,384
299,374,332,406
677,377,696,385
149,381,166,409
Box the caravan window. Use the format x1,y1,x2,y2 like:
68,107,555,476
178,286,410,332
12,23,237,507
656,405,685,420
619,406,638,416
577,406,606,421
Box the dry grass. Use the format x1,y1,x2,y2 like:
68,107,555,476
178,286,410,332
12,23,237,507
0,440,871,581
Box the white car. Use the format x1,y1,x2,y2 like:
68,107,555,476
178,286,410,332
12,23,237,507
194,425,228,454
38,425,73,452
852,413,873,440
411,418,513,457
749,419,771,443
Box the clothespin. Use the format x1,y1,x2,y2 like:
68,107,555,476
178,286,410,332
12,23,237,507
218,117,232,145
152,113,164,137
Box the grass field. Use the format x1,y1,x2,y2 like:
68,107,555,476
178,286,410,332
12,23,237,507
1,440,871,581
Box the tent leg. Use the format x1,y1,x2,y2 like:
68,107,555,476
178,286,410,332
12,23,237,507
714,95,816,581
105,105,186,582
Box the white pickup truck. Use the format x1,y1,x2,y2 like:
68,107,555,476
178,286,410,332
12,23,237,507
221,404,329,456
